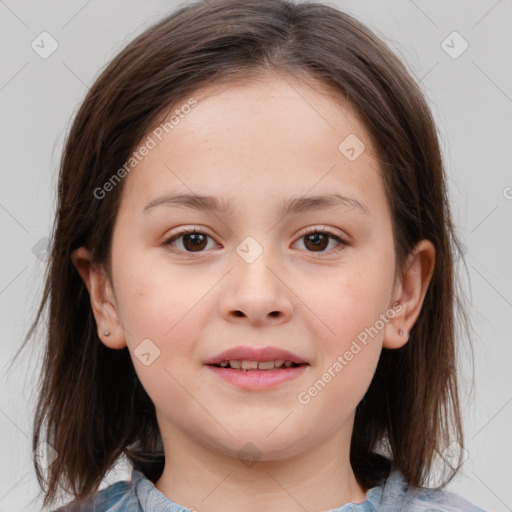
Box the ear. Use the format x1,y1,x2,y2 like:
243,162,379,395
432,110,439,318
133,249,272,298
71,247,126,349
383,239,436,349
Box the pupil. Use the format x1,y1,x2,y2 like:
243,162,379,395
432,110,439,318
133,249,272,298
184,233,207,251
305,233,328,251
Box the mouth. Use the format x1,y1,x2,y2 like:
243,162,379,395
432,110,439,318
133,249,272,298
204,346,310,389
208,359,307,371
204,347,310,389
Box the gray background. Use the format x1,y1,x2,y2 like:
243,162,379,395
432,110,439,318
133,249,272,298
1,0,511,510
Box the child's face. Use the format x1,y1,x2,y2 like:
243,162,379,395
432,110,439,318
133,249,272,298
106,74,404,459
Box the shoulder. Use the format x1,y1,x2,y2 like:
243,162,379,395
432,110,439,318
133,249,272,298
53,479,141,512
365,469,488,512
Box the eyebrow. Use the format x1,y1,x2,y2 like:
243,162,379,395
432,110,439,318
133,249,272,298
143,192,370,217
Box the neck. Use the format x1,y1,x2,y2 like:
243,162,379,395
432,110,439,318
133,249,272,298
154,421,368,512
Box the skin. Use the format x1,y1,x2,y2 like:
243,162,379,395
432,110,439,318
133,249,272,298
72,73,435,512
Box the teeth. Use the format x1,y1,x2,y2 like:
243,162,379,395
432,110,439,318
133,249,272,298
257,361,276,370
220,359,297,370
241,360,258,370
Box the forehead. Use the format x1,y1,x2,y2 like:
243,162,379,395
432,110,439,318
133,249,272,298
118,73,388,220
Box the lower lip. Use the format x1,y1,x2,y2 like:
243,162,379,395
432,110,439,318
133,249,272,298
205,364,308,390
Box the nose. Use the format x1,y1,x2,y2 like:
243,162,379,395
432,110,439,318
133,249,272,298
218,245,294,327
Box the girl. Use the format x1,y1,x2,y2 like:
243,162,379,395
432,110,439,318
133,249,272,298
18,0,486,510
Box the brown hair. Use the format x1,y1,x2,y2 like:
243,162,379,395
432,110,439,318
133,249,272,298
13,0,473,507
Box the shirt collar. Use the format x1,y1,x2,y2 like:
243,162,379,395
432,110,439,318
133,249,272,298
131,468,192,511
130,467,397,512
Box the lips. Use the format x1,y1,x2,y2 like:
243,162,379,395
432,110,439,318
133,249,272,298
204,346,309,366
205,346,309,389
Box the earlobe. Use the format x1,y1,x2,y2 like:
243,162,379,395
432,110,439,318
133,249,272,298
70,247,127,349
383,240,436,349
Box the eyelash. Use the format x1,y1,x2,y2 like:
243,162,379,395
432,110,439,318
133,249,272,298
163,227,349,256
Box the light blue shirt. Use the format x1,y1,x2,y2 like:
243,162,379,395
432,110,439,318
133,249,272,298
55,466,487,511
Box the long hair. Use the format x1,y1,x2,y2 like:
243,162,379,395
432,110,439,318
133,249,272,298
12,0,472,507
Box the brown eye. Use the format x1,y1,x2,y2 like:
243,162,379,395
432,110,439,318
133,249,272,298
303,232,329,251
182,232,208,251
295,229,348,254
164,229,215,253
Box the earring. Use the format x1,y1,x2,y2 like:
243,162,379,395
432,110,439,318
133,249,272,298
398,329,405,336
103,330,111,336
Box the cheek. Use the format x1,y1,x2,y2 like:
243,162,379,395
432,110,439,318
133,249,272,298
296,272,385,421
112,251,201,339
302,263,391,340
113,265,212,414
112,255,215,375
297,256,392,390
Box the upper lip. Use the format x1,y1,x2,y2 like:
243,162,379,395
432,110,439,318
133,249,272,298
204,346,309,365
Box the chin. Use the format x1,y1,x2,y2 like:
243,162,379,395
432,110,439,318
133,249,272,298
212,431,309,463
